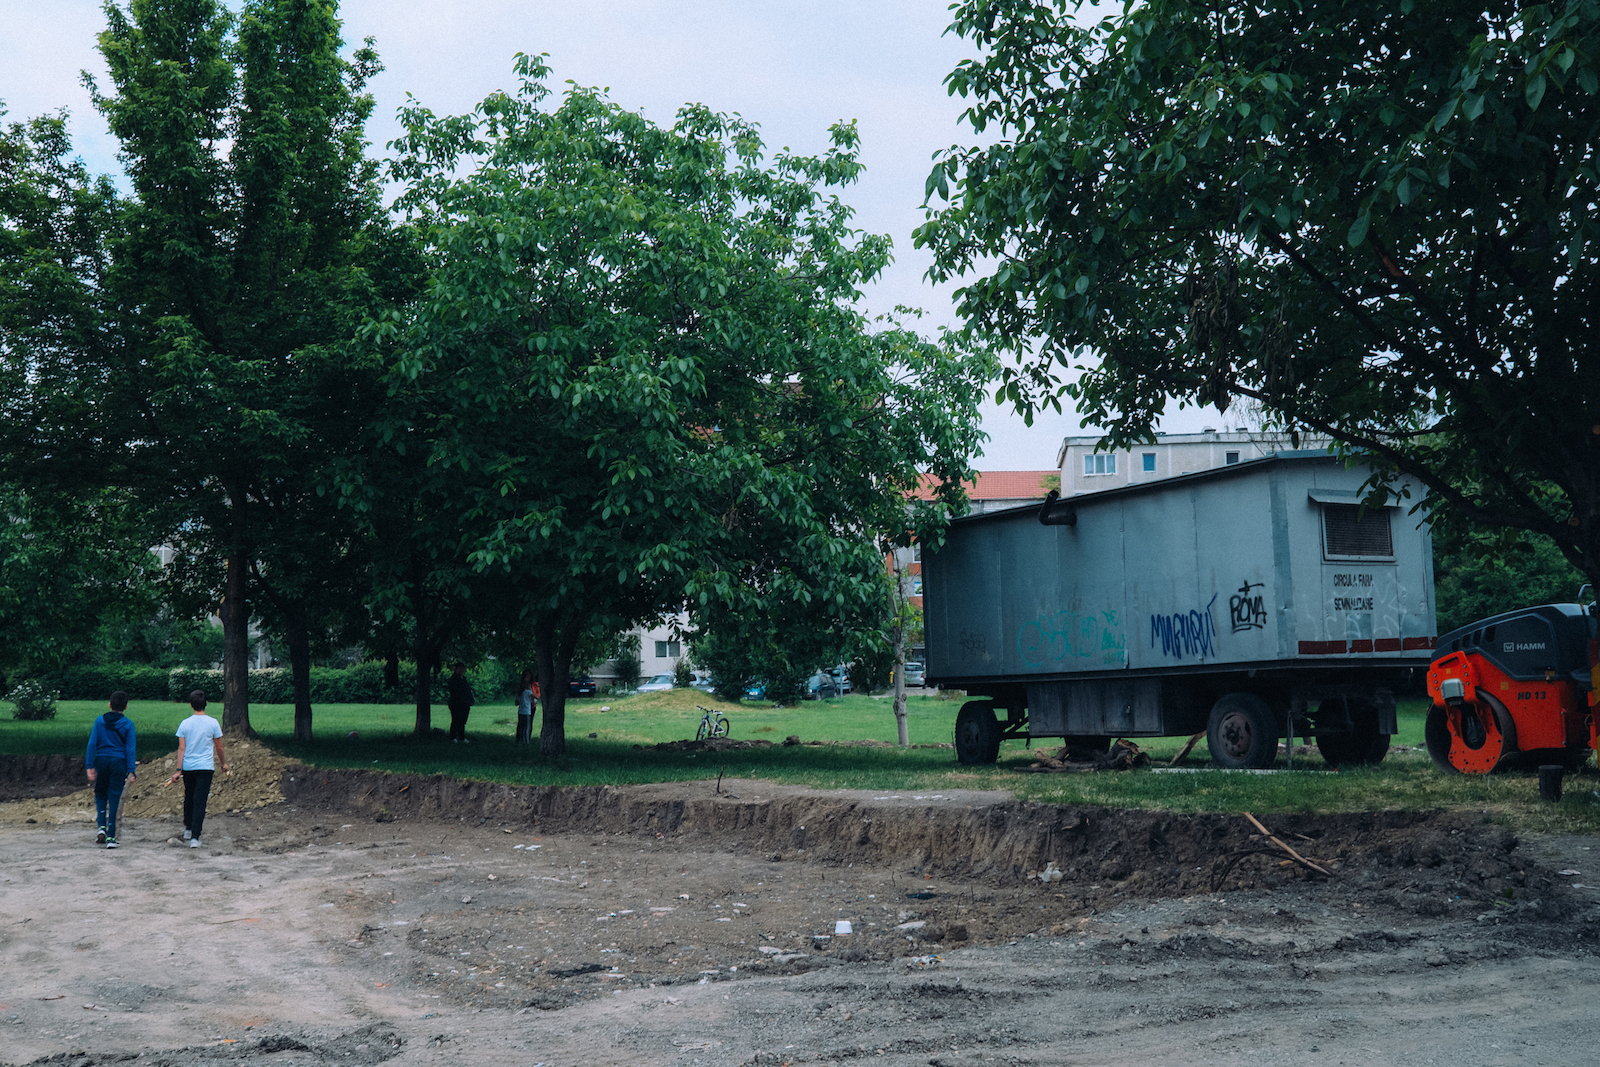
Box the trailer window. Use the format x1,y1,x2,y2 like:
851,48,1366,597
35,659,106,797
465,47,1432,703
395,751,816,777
1322,504,1393,559
1084,453,1117,476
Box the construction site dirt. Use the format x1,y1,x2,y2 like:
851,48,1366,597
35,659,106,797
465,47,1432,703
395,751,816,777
4,764,1600,1066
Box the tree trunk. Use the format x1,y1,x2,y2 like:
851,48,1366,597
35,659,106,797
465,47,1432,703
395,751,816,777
889,550,909,746
221,551,254,736
892,618,909,747
285,598,313,742
412,595,433,738
537,614,584,758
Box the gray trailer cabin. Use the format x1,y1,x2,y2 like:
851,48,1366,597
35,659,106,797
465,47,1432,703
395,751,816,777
923,453,1436,768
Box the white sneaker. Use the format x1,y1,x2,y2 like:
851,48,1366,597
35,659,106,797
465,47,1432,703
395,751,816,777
189,838,201,849
183,829,192,840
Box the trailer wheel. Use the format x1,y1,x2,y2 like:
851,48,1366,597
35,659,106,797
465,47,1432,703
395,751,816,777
955,701,1002,765
1424,693,1518,774
1207,693,1277,770
1313,699,1390,768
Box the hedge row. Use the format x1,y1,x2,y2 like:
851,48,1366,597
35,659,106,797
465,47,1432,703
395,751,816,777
21,664,171,702
25,661,514,705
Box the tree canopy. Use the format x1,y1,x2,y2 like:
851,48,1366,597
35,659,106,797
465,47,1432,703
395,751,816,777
919,0,1600,590
374,56,991,753
0,0,414,732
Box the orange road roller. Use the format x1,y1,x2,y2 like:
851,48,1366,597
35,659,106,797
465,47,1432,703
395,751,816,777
1426,599,1598,774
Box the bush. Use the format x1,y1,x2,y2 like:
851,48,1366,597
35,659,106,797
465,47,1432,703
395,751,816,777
27,664,171,702
168,667,224,704
22,659,507,708
8,679,60,720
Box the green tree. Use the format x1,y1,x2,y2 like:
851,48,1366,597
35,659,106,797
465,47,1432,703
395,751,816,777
608,633,643,692
1434,527,1588,632
381,56,990,755
0,110,153,682
919,0,1600,588
78,0,404,734
0,486,160,680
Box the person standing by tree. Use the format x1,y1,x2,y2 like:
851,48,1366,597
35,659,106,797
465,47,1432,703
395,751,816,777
447,663,474,743
166,690,229,849
515,669,536,744
85,691,136,849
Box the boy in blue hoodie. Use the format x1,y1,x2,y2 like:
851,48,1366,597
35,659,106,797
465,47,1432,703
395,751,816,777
85,691,137,849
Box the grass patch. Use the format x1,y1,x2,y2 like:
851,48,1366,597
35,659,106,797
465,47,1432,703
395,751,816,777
7,691,1598,831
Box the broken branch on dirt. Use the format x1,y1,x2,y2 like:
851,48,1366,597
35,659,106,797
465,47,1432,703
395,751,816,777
1244,812,1335,878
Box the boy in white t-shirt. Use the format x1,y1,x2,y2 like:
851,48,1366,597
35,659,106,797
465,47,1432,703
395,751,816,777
167,690,230,849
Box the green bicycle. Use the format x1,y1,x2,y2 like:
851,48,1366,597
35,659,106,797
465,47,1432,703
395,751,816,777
695,705,730,741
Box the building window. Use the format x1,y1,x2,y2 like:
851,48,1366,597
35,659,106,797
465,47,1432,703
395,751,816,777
910,576,923,596
1225,450,1240,465
1083,453,1117,476
911,542,921,562
1141,453,1156,472
654,640,681,658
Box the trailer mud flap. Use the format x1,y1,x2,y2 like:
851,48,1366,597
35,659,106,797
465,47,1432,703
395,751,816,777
1027,679,1163,736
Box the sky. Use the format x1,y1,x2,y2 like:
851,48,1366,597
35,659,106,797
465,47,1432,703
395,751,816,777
0,0,1231,469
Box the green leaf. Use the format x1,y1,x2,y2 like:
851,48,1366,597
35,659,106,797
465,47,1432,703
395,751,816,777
1346,213,1370,247
1526,73,1547,110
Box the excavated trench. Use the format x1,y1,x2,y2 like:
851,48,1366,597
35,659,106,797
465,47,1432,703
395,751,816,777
279,765,1565,916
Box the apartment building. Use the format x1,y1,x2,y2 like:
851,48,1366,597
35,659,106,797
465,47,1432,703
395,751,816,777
1057,428,1333,497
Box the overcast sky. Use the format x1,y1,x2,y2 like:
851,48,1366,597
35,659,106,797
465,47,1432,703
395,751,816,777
1,0,1230,469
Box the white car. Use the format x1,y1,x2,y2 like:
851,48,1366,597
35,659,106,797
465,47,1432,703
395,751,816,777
635,673,676,693
903,661,926,687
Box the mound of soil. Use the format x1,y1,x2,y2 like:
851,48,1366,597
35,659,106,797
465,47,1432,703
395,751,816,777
0,737,291,827
645,737,775,751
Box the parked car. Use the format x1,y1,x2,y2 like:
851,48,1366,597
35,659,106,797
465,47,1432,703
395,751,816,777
568,675,598,697
827,667,851,694
804,672,842,700
636,673,676,693
902,661,926,687
743,681,767,701
691,672,716,692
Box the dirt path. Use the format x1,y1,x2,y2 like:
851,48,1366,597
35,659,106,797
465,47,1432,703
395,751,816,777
3,774,1600,1066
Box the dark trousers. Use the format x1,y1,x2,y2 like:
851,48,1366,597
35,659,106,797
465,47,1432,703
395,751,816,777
516,712,534,744
93,757,128,838
449,704,471,741
182,769,215,840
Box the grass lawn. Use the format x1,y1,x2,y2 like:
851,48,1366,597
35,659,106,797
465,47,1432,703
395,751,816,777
7,689,1598,831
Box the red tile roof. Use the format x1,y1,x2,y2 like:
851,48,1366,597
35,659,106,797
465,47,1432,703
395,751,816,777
913,470,1057,501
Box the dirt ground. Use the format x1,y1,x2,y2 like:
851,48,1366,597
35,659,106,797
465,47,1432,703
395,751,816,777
4,758,1600,1066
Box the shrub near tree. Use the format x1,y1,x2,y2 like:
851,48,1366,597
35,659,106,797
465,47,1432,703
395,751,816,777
380,57,989,756
919,0,1600,587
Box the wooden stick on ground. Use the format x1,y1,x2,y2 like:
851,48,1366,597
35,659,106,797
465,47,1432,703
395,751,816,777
1169,731,1206,765
1243,811,1334,878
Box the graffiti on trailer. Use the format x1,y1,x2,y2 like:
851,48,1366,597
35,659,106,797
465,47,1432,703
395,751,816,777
958,629,989,658
1019,609,1127,667
1150,594,1219,660
1229,579,1268,633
